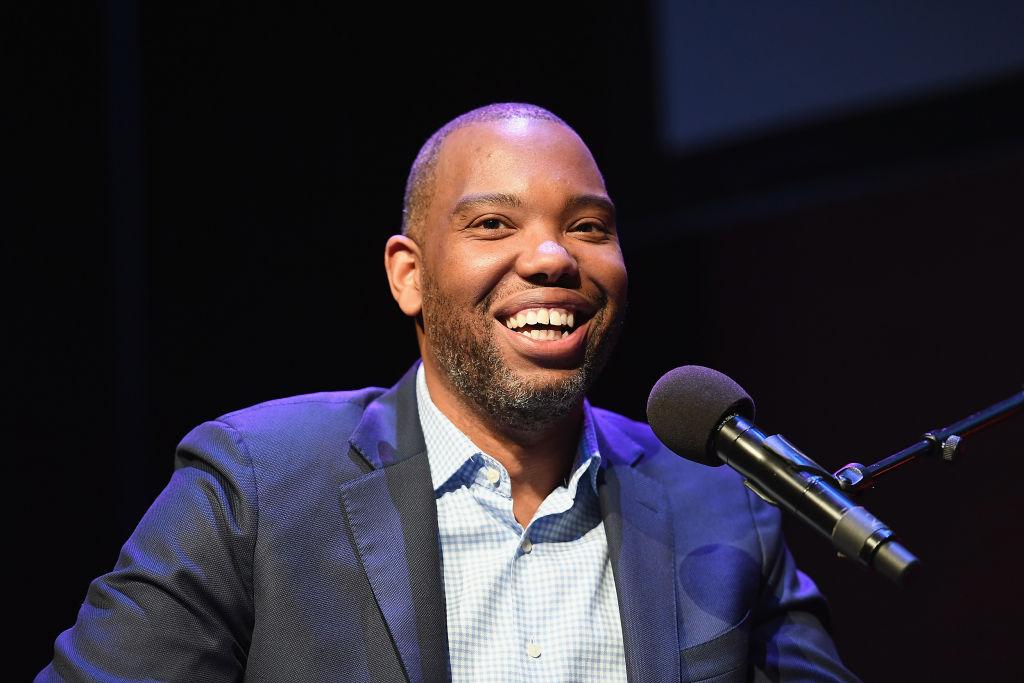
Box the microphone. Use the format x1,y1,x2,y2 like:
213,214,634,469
647,365,920,585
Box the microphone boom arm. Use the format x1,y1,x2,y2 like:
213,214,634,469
834,390,1024,493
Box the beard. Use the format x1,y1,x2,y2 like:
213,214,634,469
419,272,625,431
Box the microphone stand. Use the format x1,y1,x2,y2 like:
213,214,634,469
834,390,1024,493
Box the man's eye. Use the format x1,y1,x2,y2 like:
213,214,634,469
572,221,607,234
477,218,506,230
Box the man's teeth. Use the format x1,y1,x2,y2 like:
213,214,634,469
504,307,575,331
520,329,569,340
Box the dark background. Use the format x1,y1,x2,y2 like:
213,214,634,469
15,2,1023,680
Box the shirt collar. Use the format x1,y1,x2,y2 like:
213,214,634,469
415,361,602,496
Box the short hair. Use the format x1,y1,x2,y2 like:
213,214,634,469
401,102,571,242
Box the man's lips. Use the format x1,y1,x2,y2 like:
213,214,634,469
495,315,591,366
489,289,601,366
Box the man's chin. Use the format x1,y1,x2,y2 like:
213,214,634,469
502,356,585,383
446,350,590,430
487,376,588,430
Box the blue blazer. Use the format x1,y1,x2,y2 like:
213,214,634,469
38,361,857,682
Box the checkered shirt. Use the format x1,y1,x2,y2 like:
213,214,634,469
415,363,627,682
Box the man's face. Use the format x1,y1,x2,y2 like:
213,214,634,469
416,118,627,429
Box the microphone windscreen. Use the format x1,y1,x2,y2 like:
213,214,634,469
646,365,755,466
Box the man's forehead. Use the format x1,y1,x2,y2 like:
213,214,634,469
432,118,606,206
440,118,587,164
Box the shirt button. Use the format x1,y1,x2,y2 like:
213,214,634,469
521,537,533,554
484,467,500,485
526,642,542,658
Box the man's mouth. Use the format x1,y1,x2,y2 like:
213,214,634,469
501,306,583,341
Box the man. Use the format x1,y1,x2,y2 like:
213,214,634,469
39,103,858,681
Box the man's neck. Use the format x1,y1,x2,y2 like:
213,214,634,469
421,362,583,527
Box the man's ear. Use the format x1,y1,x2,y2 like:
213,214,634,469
384,234,423,318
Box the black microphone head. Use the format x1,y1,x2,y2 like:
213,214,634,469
646,365,755,466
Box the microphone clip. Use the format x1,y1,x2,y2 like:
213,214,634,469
743,434,840,507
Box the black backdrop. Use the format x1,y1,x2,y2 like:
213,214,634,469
15,4,1023,681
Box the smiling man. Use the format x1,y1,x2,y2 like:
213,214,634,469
39,103,858,682
385,105,628,530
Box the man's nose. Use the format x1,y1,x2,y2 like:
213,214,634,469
516,239,580,285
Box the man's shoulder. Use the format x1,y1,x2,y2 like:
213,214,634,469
180,385,389,469
217,386,386,426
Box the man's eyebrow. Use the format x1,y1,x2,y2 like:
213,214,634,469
450,193,523,218
449,192,617,220
563,193,616,219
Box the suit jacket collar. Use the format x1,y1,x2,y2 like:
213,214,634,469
348,360,425,471
340,360,680,683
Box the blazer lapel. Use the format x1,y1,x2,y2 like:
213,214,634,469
595,409,681,683
339,361,450,683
